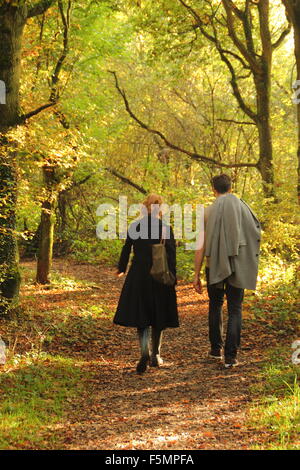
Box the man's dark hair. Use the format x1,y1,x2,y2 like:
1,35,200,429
211,174,232,194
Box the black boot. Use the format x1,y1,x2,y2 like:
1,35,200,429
136,327,150,374
150,328,163,367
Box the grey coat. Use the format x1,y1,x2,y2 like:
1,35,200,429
204,193,261,290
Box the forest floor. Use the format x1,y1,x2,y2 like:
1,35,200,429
0,259,295,450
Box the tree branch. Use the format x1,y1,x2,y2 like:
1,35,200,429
243,0,257,59
66,174,92,191
222,0,260,73
217,118,256,126
178,0,258,122
105,167,147,194
216,48,258,122
50,0,72,103
272,23,292,50
109,71,258,170
257,0,272,63
221,48,251,69
18,101,56,123
21,0,72,125
27,0,56,18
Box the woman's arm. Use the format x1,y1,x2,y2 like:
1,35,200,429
165,225,176,278
117,232,133,274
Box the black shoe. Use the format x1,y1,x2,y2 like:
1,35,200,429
136,355,150,374
150,355,164,367
224,358,238,368
209,350,223,360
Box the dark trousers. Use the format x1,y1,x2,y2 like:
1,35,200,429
206,268,244,360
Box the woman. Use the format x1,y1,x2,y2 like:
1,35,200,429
113,194,179,374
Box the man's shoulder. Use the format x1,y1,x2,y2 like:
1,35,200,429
204,204,213,214
204,204,214,229
204,204,213,220
240,199,260,224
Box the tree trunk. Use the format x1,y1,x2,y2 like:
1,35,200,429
0,6,26,313
36,200,54,284
297,88,300,204
253,0,275,199
0,7,26,126
57,190,68,235
0,2,55,308
36,165,56,284
255,72,275,198
0,151,21,313
282,0,300,203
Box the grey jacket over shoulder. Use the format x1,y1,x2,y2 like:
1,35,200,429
204,193,261,290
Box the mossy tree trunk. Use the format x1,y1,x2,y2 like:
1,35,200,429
36,201,55,285
36,165,57,285
0,1,55,314
0,5,26,313
0,150,21,313
282,0,300,203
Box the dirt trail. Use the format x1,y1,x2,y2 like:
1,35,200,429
21,260,275,450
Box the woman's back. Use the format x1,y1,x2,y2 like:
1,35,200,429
118,215,175,277
113,193,179,373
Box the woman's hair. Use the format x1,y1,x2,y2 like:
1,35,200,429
142,193,163,216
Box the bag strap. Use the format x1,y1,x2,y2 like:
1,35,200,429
160,225,166,245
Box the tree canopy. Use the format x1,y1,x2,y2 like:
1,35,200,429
0,0,298,308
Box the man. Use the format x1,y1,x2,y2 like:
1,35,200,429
194,174,261,368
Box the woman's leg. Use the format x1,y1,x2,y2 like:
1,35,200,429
136,327,150,373
151,327,163,366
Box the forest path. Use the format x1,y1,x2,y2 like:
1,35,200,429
21,260,275,450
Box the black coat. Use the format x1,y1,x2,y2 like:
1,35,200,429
113,215,179,330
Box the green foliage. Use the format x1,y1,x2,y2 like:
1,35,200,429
249,347,300,450
0,354,86,449
5,0,298,319
248,254,299,327
257,199,299,262
176,245,195,281
71,238,123,265
51,314,109,346
1,0,299,450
